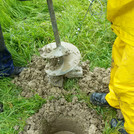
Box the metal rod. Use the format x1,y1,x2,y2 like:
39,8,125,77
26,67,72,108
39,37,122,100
47,0,61,47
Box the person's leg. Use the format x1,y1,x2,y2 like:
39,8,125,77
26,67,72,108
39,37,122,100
107,38,134,134
106,37,125,109
0,25,14,77
0,25,7,51
90,37,123,107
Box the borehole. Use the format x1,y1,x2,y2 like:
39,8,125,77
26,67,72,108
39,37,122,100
54,132,75,134
43,118,84,134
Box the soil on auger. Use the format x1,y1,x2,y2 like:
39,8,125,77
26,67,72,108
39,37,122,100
12,56,110,99
12,56,114,134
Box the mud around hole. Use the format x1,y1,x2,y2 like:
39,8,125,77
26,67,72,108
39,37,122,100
12,56,110,99
22,98,105,134
12,56,113,134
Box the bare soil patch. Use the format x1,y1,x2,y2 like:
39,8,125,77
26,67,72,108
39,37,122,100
12,56,110,99
12,56,113,134
79,61,110,94
22,98,104,134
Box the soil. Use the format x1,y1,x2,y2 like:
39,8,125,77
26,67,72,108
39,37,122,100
22,98,104,134
79,61,111,94
117,109,124,119
54,132,75,134
12,56,64,99
12,56,110,99
12,56,112,134
40,42,81,77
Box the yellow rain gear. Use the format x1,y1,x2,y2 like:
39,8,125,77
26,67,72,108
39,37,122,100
105,0,134,133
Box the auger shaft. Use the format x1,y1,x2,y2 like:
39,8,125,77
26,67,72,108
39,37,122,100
47,0,61,47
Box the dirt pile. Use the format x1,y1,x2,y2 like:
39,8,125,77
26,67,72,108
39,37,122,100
22,97,104,134
12,56,67,98
12,56,111,134
79,61,110,94
12,57,110,99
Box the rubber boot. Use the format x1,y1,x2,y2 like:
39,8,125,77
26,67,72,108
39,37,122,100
110,118,128,134
110,118,124,128
90,93,109,106
118,128,128,134
10,67,26,77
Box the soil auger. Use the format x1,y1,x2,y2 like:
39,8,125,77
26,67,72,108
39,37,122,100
40,0,83,87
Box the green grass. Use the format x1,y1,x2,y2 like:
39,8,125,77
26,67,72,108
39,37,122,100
0,0,119,133
0,78,46,134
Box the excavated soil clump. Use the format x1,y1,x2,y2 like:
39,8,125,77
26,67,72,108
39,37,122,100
12,56,112,134
79,61,111,94
12,56,67,98
22,98,104,134
12,57,110,99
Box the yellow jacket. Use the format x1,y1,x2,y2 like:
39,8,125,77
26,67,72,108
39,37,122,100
107,0,134,46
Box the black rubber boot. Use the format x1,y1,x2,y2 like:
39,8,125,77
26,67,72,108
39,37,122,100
110,118,124,128
90,93,109,106
110,118,118,128
10,67,25,77
0,102,4,113
110,118,128,134
118,128,128,134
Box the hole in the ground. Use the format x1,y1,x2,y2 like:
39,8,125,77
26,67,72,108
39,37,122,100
42,118,84,134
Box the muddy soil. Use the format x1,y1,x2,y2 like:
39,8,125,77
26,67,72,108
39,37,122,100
12,56,112,134
22,98,104,134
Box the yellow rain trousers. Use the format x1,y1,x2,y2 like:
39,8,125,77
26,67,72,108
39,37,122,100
105,0,134,133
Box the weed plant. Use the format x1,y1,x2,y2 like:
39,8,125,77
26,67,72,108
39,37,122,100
0,0,118,133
